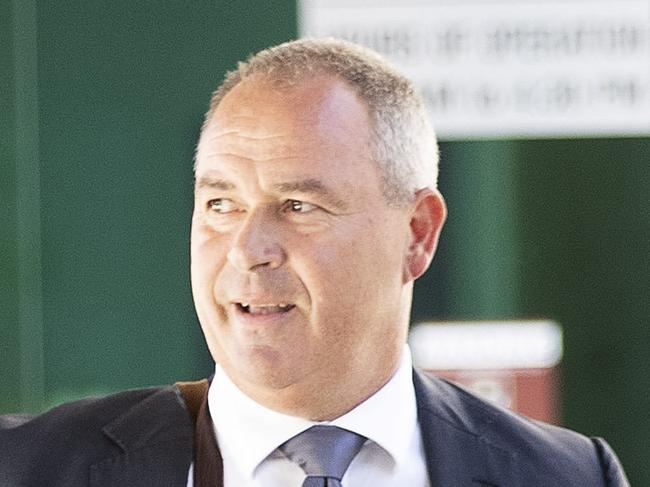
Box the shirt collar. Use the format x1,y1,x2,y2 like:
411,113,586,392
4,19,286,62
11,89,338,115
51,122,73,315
330,346,418,468
208,345,418,480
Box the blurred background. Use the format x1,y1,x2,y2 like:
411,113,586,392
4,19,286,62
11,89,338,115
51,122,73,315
1,0,648,483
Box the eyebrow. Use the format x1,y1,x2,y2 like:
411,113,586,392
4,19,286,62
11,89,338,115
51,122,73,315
272,179,347,210
195,176,348,210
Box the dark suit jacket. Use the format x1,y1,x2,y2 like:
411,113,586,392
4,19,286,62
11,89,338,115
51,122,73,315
0,370,629,486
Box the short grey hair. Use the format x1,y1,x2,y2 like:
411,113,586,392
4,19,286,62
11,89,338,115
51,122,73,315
201,37,439,205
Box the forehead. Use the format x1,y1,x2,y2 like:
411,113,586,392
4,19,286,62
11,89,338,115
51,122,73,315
194,76,381,197
197,76,372,163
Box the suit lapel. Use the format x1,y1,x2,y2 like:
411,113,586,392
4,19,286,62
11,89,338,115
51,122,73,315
413,369,519,487
90,385,195,487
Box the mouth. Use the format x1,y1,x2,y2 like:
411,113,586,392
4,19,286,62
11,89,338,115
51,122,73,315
235,302,296,316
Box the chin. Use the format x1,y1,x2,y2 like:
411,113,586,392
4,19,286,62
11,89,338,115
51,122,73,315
228,346,301,388
235,367,304,397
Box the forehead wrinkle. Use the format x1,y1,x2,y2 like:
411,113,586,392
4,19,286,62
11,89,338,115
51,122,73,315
200,151,302,163
201,130,300,163
207,130,292,143
195,175,235,191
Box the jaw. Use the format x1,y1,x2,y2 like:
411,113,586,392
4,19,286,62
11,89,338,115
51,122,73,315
192,263,413,421
218,321,406,421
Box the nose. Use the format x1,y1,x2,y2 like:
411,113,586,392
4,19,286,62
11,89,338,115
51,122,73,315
227,209,286,271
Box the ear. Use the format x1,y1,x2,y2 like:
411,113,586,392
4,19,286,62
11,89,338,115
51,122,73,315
403,188,447,283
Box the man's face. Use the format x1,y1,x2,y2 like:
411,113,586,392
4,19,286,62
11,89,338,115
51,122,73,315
191,75,416,416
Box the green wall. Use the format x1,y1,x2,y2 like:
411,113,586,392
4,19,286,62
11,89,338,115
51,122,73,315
2,0,44,413
2,1,648,484
2,0,297,411
513,141,650,481
1,0,20,413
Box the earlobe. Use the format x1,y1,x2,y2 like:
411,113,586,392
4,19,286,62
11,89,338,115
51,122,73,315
403,189,447,283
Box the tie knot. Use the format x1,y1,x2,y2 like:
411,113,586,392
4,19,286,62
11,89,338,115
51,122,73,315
280,425,366,481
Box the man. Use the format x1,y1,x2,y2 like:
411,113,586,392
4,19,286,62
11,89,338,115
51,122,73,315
1,38,629,486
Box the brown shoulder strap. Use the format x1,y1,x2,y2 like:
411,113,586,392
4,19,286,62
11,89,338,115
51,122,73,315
175,379,224,487
176,379,209,423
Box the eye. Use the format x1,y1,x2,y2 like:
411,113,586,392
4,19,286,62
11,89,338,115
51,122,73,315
207,198,239,214
285,200,318,213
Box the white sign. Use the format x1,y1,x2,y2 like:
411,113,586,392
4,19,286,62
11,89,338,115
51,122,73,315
409,320,563,370
300,0,650,139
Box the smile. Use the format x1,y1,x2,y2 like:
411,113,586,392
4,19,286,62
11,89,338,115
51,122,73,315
236,303,296,315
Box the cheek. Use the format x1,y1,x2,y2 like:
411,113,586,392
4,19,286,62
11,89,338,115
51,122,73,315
317,224,405,308
297,232,379,308
191,226,231,356
191,225,230,290
326,219,403,275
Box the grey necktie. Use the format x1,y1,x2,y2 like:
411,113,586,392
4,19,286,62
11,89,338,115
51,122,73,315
279,425,366,487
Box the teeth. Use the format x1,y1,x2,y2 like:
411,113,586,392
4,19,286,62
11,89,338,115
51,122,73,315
250,306,280,315
239,303,293,314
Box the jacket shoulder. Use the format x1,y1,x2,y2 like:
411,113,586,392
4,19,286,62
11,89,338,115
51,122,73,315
414,370,629,486
0,385,191,486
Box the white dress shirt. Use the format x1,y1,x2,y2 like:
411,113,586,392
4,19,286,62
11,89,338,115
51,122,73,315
187,346,429,487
